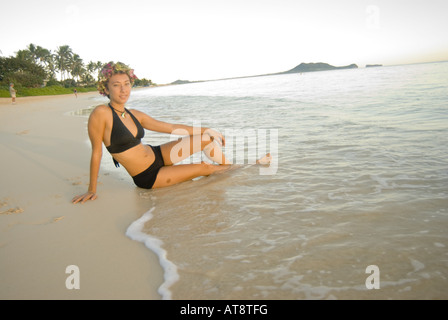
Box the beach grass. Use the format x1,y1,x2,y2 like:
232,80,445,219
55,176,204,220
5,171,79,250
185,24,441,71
0,85,97,98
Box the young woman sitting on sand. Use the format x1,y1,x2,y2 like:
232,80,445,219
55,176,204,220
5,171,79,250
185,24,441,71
73,61,270,204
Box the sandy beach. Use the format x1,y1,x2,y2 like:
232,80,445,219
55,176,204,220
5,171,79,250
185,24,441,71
0,92,163,299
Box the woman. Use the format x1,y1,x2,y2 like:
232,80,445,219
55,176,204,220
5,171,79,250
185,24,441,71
72,62,270,204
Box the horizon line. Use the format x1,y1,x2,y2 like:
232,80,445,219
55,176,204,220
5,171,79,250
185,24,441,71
163,59,448,85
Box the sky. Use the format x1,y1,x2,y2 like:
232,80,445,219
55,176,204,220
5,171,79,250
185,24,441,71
1,0,447,84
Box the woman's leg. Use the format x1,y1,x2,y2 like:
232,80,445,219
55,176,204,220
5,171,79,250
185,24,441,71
203,140,231,164
152,162,231,188
153,134,272,188
160,134,230,166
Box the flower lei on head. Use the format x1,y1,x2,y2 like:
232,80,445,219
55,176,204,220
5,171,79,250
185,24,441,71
97,61,138,97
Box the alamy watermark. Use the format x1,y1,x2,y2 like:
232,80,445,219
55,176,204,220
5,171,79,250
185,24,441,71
366,5,381,30
65,265,80,290
365,265,380,289
169,122,278,175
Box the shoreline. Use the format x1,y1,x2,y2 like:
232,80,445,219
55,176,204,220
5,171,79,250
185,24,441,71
0,92,163,299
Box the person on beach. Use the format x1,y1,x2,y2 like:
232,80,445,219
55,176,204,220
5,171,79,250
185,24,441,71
74,88,78,98
9,83,16,104
72,61,270,204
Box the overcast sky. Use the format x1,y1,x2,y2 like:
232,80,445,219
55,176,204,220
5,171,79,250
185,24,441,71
1,0,447,83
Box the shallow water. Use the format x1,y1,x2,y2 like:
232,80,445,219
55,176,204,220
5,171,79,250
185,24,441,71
102,62,447,299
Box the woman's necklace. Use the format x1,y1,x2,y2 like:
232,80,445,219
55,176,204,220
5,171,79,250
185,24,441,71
109,103,126,118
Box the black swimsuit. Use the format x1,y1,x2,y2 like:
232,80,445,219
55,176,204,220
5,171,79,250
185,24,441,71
106,104,165,189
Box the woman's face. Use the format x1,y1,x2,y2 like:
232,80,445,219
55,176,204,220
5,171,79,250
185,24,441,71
106,73,132,104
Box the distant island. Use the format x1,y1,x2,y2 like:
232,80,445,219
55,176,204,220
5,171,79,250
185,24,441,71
279,62,358,74
169,62,359,85
170,80,197,85
366,64,383,68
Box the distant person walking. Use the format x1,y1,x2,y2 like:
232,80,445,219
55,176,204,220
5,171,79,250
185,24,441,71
9,83,16,104
74,88,78,98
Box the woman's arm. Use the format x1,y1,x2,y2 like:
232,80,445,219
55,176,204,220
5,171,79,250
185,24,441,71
134,110,225,145
72,108,105,203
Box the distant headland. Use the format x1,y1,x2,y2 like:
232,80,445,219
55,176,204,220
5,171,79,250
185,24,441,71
280,62,358,74
366,64,383,68
170,62,359,85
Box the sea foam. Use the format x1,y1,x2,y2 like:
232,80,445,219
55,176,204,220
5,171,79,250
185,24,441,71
125,207,179,300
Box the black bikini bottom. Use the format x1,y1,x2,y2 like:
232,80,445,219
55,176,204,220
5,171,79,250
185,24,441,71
132,145,165,189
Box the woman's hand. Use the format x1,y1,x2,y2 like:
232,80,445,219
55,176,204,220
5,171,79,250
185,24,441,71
204,128,225,147
72,191,97,204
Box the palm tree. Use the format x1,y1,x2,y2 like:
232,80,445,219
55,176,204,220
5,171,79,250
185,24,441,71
95,61,103,81
86,61,98,86
55,45,73,81
87,61,96,76
27,43,37,61
15,49,33,62
80,72,95,86
34,46,53,82
42,53,57,82
69,54,84,82
35,46,51,65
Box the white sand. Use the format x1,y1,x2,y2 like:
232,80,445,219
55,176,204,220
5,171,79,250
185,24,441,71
0,93,163,299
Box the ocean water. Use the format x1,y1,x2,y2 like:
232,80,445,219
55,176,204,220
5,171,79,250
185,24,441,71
109,62,447,299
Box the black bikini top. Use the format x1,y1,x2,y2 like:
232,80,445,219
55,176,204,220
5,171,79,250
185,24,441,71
106,104,145,156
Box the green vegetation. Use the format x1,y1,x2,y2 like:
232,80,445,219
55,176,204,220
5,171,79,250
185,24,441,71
0,85,97,98
0,43,154,97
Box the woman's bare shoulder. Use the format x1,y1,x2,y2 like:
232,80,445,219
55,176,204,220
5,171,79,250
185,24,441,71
128,108,151,121
128,107,143,114
92,104,109,111
87,105,111,126
90,104,110,116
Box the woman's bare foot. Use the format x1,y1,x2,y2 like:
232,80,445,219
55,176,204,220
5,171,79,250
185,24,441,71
256,153,272,166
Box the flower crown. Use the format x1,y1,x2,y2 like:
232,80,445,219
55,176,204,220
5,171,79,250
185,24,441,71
97,61,138,96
